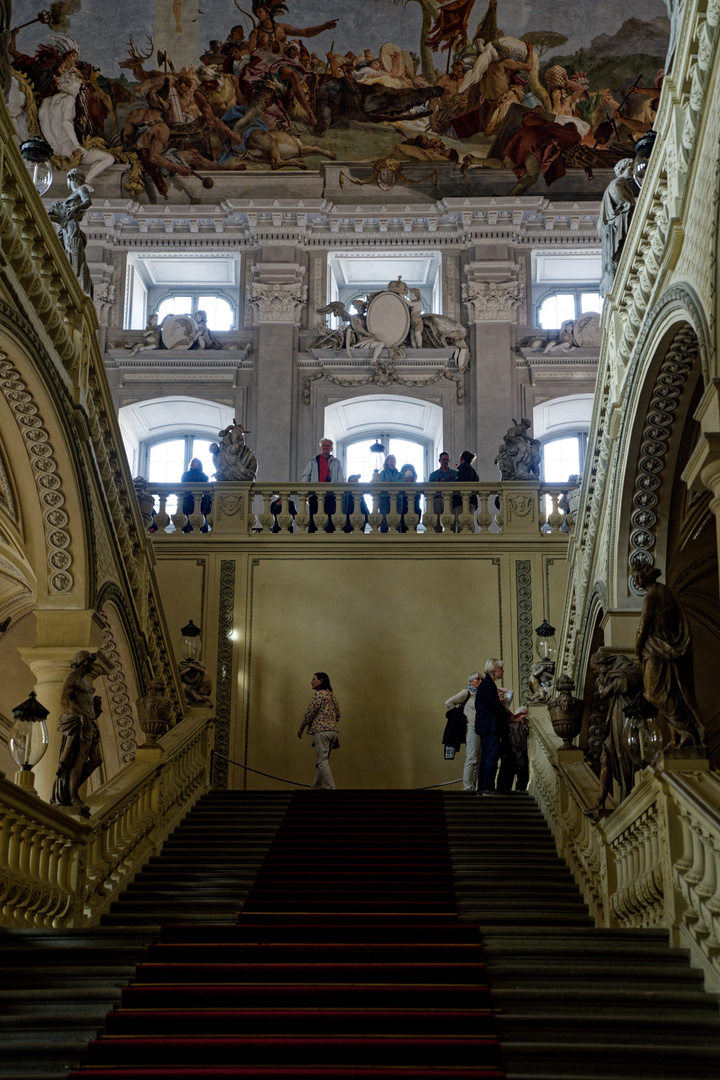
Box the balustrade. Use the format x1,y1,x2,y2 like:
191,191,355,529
530,711,720,991
144,481,575,539
0,713,212,929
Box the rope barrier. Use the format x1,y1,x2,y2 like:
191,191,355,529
209,750,463,791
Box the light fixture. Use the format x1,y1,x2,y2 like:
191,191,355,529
180,619,202,661
632,130,656,191
369,438,385,480
10,690,50,792
19,136,54,196
535,619,557,662
622,692,663,769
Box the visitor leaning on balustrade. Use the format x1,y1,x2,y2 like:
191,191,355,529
301,437,345,532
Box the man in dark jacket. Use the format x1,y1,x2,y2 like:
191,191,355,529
475,657,514,795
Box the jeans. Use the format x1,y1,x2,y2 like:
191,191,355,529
311,730,337,789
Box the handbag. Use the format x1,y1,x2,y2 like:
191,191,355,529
445,690,471,726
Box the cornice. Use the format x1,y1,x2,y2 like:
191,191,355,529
82,196,602,250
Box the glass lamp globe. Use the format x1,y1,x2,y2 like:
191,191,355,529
9,691,50,770
180,619,202,661
19,136,54,196
632,130,657,191
622,692,662,767
535,619,558,662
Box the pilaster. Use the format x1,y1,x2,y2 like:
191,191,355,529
681,380,720,559
248,262,307,481
462,258,524,480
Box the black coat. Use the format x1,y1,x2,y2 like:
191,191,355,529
475,674,511,736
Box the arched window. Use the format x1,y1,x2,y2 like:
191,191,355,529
533,394,593,483
537,290,603,330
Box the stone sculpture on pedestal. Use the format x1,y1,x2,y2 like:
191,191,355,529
210,422,258,481
632,564,705,749
528,658,556,703
494,418,542,480
50,651,103,817
179,659,213,707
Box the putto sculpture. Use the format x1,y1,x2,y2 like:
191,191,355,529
50,650,103,817
494,418,542,481
209,421,258,481
179,658,213,707
632,564,705,749
527,658,556,704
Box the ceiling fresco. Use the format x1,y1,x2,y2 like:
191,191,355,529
7,0,669,201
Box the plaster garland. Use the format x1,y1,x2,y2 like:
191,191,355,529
302,360,465,405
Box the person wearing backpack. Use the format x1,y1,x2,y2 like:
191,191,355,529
444,672,482,791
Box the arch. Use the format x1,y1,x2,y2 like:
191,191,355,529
323,394,444,461
611,322,702,602
118,395,236,475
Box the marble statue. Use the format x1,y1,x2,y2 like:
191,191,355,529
528,658,556,703
494,418,542,481
127,313,161,356
194,310,222,350
179,658,213,707
47,168,94,297
586,650,644,816
597,159,637,297
209,422,258,481
50,651,103,817
633,564,705,748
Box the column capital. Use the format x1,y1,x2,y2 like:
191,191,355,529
462,261,524,323
249,262,307,324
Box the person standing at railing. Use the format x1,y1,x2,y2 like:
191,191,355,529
297,672,341,789
378,454,402,532
301,438,345,532
181,458,212,533
428,451,458,530
399,463,421,532
452,450,479,531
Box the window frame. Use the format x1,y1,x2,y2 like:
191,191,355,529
539,431,589,483
535,288,603,330
141,434,217,483
150,290,237,331
339,432,433,484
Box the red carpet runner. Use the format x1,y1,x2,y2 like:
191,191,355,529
70,790,506,1079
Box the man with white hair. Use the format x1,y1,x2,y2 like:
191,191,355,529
474,657,524,795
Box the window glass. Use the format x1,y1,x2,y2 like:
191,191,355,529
198,296,233,331
542,436,581,483
190,439,214,477
156,296,193,322
538,293,576,330
580,292,603,314
389,438,425,481
148,439,186,483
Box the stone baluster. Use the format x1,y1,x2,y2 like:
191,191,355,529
258,493,274,532
170,495,186,533
155,493,170,531
275,490,294,532
457,492,474,533
348,492,364,533
547,492,564,532
367,493,383,532
188,490,206,532
295,493,311,531
403,490,419,532
332,489,346,532
476,491,492,531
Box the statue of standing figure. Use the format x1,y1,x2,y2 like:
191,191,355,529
47,168,94,297
50,651,103,817
597,159,637,298
586,650,644,817
632,564,705,749
210,422,258,481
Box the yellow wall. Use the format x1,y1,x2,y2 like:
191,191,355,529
154,542,569,790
